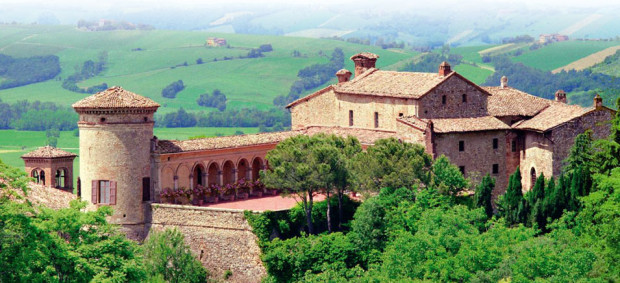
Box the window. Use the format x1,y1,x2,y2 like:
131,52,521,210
374,112,379,128
100,117,106,123
492,164,499,174
459,140,465,152
459,166,465,174
493,138,499,149
349,110,354,126
442,95,446,105
530,167,537,189
511,140,517,152
92,180,116,205
55,169,65,188
143,177,151,202
32,170,40,184
462,93,467,103
399,112,404,117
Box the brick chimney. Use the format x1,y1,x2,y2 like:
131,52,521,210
501,76,508,88
336,69,352,84
555,90,567,103
594,93,603,109
438,61,451,76
350,52,379,77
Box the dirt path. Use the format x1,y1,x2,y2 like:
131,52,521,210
551,45,620,74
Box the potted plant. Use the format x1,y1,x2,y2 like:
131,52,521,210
236,179,249,200
206,184,220,203
174,187,191,205
248,179,263,198
192,185,205,205
220,183,236,201
160,187,174,203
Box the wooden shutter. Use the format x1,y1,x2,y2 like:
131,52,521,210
109,181,117,205
91,180,98,204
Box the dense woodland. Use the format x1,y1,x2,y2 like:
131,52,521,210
196,89,227,111
246,99,620,282
0,54,61,90
0,99,77,131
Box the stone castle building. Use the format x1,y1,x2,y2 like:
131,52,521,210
22,52,614,282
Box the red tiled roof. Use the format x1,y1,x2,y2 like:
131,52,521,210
513,103,592,132
72,86,160,109
430,116,511,133
21,146,77,159
483,86,551,117
350,52,379,60
158,126,398,153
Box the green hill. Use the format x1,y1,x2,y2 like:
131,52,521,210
0,24,418,114
511,40,620,72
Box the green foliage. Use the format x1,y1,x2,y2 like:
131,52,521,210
162,79,185,98
156,107,290,128
142,228,209,283
401,52,463,73
0,54,61,89
497,167,527,226
62,52,108,94
474,174,495,218
594,97,620,175
351,138,432,192
196,89,227,111
0,99,78,131
431,155,469,197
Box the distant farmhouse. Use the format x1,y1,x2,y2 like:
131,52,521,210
206,37,227,47
539,33,569,44
22,52,614,282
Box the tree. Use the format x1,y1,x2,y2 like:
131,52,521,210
351,138,432,193
431,155,468,197
330,135,362,231
498,167,527,226
474,174,495,218
142,228,209,283
594,97,620,175
262,134,338,234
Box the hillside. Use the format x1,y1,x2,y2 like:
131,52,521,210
0,24,418,114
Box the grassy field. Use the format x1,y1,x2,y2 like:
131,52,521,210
0,24,418,114
0,127,258,184
512,40,620,72
453,64,493,85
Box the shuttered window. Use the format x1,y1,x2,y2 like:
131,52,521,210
91,180,116,205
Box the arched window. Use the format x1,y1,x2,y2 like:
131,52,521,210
40,170,46,186
193,164,205,187
530,167,536,189
32,170,40,184
55,169,66,188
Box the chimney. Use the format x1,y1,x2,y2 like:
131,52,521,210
335,69,352,84
594,93,603,109
554,90,567,103
438,61,451,76
350,52,379,77
500,76,508,88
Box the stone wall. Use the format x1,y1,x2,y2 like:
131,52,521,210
433,130,509,194
334,93,417,130
149,204,266,282
290,88,337,130
520,132,553,192
417,75,488,119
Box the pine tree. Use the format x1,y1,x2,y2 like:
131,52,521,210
474,174,495,218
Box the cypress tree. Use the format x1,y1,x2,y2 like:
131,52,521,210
527,173,545,228
474,174,495,218
500,167,524,225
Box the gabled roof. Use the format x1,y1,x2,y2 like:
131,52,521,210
513,103,593,132
483,86,551,117
72,86,160,109
22,146,77,159
286,86,333,108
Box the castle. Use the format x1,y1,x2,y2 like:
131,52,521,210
22,52,614,281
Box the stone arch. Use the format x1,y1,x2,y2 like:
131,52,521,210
222,160,235,185
251,157,264,181
55,167,68,188
237,158,249,182
192,162,207,188
176,164,191,189
530,167,536,190
161,166,175,190
31,168,41,184
207,162,220,186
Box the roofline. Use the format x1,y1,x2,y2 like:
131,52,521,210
514,105,616,133
418,71,493,99
286,85,333,109
396,117,428,132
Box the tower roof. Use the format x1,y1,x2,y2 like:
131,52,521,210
21,146,77,159
72,86,160,110
350,52,379,60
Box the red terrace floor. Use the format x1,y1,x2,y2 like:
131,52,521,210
197,194,327,212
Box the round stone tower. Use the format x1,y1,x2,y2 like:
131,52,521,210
72,86,159,239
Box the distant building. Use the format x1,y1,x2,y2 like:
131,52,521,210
539,34,569,44
206,37,227,47
22,146,76,191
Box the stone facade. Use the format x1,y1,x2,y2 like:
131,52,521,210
149,204,266,282
417,75,488,119
22,146,76,191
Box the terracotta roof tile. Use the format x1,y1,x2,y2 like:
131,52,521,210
397,115,430,131
427,116,510,133
157,126,398,153
484,86,551,117
21,146,77,159
334,69,449,99
72,86,160,109
350,52,379,60
513,103,592,132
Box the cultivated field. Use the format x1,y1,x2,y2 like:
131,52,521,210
512,40,620,72
552,45,620,73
